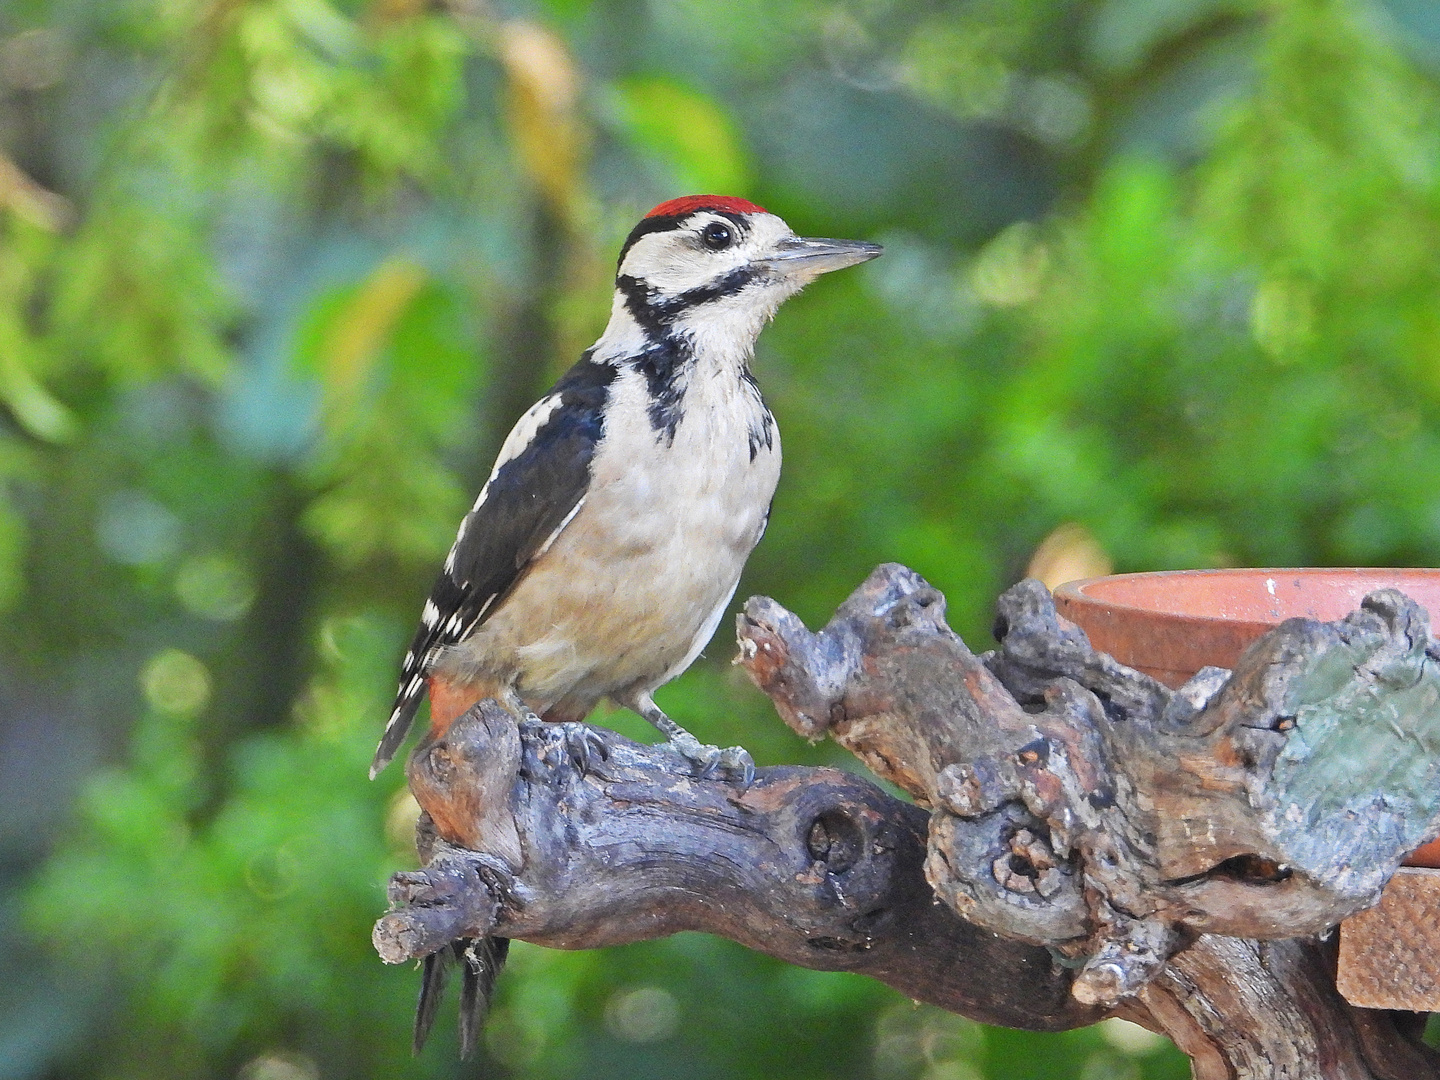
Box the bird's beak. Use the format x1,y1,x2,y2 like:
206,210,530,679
759,236,883,277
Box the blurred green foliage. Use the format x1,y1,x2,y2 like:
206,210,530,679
2,0,1437,1077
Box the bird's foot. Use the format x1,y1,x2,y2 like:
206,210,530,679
501,689,607,774
561,722,610,775
624,691,754,788
665,731,756,789
537,721,610,776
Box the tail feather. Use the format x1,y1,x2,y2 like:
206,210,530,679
412,936,510,1058
459,936,510,1059
371,684,424,779
412,944,455,1055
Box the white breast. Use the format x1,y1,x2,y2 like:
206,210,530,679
445,361,781,711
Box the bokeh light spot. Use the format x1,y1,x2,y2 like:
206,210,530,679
176,552,256,621
237,1052,318,1080
1098,1017,1172,1056
141,649,212,715
970,222,1049,307
97,490,181,566
1250,279,1315,359
604,985,679,1043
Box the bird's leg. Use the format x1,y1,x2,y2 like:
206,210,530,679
624,690,755,788
500,685,607,776
497,683,542,724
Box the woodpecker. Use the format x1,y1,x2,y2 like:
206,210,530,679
372,196,881,783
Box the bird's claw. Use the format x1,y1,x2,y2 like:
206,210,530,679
667,732,756,789
568,724,610,775
546,722,609,776
705,745,756,789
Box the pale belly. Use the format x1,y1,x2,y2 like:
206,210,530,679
435,371,780,712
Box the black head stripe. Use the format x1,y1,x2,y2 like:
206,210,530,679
610,276,696,444
618,214,683,269
616,274,668,339
676,264,758,308
616,263,760,335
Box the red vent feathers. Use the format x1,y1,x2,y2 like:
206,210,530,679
644,195,768,219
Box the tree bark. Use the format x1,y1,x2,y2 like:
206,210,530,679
375,563,1440,1079
375,701,1102,1032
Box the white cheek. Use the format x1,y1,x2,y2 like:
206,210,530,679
626,244,743,293
674,282,791,361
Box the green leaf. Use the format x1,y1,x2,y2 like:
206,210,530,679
609,76,754,195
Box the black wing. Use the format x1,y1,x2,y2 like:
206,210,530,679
371,355,617,776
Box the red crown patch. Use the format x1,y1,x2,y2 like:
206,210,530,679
644,195,769,219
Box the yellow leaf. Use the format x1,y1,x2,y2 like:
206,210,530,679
317,257,426,432
1026,523,1112,590
500,20,585,221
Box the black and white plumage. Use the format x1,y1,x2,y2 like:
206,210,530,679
381,196,878,1057
372,195,881,781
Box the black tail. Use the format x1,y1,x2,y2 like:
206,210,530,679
372,682,424,779
413,945,455,1055
412,936,511,1058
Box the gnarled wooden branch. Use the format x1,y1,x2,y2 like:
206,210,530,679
373,701,1102,1033
375,563,1440,1079
738,564,1440,1006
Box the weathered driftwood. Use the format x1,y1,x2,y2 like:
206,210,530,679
740,565,1440,1005
375,563,1440,1079
374,701,1102,1032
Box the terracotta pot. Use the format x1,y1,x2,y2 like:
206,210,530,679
1052,568,1440,869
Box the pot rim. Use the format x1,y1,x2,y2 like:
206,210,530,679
1052,566,1440,627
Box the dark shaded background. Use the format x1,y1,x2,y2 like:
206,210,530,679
3,0,1438,1076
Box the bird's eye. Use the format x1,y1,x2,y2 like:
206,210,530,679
700,221,734,250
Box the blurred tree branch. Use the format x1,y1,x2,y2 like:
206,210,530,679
0,150,72,231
